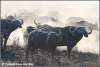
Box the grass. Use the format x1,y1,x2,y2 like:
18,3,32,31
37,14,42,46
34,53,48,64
1,44,99,66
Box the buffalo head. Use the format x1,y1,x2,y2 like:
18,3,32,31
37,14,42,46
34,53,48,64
26,26,36,33
5,13,16,21
69,26,92,37
5,13,24,27
8,19,24,29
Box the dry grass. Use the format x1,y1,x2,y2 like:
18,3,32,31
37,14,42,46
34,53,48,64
1,31,99,66
1,44,99,66
1,36,99,66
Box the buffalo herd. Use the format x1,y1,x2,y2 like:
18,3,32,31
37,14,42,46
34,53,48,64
1,13,95,60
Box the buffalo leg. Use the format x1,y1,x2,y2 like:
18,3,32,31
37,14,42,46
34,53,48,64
67,46,72,59
4,37,8,50
26,45,30,61
51,51,55,57
30,47,36,61
50,47,57,57
1,37,3,50
26,43,33,61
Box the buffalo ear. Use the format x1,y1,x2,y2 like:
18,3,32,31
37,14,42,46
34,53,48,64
84,34,88,37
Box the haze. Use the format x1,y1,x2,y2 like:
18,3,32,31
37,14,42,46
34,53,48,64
1,1,99,54
1,1,99,19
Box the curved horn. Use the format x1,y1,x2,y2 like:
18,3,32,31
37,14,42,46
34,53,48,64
56,29,62,36
34,20,41,26
34,20,38,25
6,19,12,24
5,13,13,24
14,13,16,17
85,27,92,34
19,19,23,25
69,26,78,33
5,13,7,18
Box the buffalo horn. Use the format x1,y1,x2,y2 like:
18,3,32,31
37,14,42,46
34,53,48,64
19,19,24,25
14,13,16,17
34,20,38,25
84,27,92,34
5,13,7,18
56,29,62,36
69,26,78,33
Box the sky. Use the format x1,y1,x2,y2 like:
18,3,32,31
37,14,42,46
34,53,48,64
1,1,99,19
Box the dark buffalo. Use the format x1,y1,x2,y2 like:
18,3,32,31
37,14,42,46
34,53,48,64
33,22,92,59
26,26,36,33
26,29,62,60
23,26,36,42
50,26,92,58
1,14,24,50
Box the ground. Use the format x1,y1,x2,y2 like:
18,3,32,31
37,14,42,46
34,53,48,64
1,45,99,66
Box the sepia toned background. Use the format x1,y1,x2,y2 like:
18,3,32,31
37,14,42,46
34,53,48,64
1,1,99,66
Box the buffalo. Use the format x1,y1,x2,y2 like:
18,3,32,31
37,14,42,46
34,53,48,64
33,21,92,59
23,26,36,42
1,14,24,50
26,29,62,60
26,26,36,33
51,26,92,59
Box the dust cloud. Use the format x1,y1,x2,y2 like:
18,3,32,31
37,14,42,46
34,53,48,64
1,1,99,54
